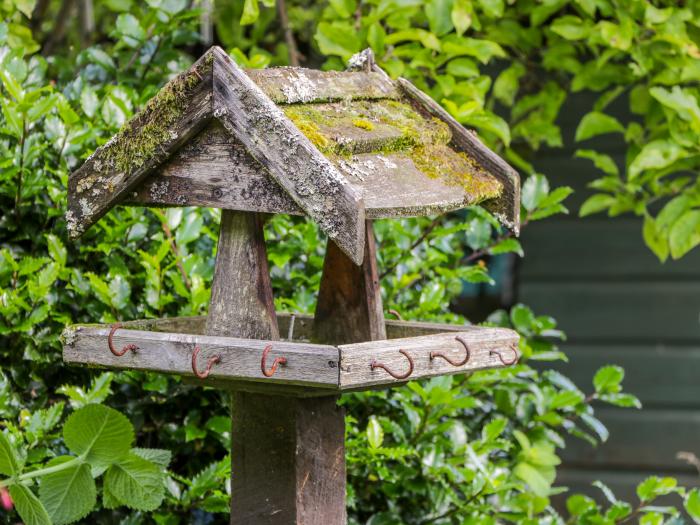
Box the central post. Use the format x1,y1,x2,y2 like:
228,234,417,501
207,212,384,524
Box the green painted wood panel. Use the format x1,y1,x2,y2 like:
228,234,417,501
520,219,700,280
544,345,700,407
561,408,700,471
519,282,700,342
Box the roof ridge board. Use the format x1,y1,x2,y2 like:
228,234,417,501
209,47,367,265
66,48,216,238
245,66,401,105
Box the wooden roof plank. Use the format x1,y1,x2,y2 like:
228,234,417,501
66,50,215,238
210,47,366,265
397,77,521,234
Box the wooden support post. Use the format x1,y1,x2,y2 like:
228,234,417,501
207,210,345,525
314,220,386,345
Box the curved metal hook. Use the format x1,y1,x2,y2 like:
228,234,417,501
108,323,138,357
191,345,221,379
387,309,403,321
261,344,287,378
430,335,471,367
370,349,414,380
490,344,519,366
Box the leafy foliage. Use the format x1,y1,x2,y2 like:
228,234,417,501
0,1,698,524
0,404,169,524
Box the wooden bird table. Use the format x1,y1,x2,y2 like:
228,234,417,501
62,46,521,524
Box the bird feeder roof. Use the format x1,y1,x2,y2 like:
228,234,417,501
67,46,519,264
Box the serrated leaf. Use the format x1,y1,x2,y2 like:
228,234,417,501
0,431,19,477
132,448,171,469
39,458,96,525
104,452,164,511
9,485,51,525
63,404,134,468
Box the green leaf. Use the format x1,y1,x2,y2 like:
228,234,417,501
39,458,96,525
685,488,700,523
575,149,619,176
446,57,479,78
13,0,38,17
451,0,471,35
580,194,615,217
593,365,623,395
9,485,51,525
367,417,384,449
575,111,624,141
489,238,523,256
315,22,361,59
628,140,686,180
132,448,172,469
600,393,641,408
643,214,669,262
551,15,590,40
669,210,700,259
477,0,504,18
650,86,700,129
461,110,510,145
521,174,549,212
0,431,19,477
115,13,145,41
104,452,165,511
581,413,609,442
637,476,678,502
482,417,507,441
514,462,551,497
425,0,454,36
240,0,259,25
63,404,134,468
493,62,525,106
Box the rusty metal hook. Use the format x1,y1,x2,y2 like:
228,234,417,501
108,323,138,357
387,309,403,321
261,344,287,378
191,345,221,379
430,335,471,367
490,344,519,366
370,349,414,380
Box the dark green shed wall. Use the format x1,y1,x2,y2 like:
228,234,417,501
516,93,700,500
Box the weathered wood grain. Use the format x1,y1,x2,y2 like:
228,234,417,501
339,329,519,389
211,47,366,265
114,312,484,341
129,121,493,218
314,221,386,345
62,325,338,387
67,49,214,238
397,77,520,234
245,67,400,104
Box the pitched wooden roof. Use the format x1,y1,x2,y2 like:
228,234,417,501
67,46,519,264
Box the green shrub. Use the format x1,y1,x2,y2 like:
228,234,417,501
1,1,699,524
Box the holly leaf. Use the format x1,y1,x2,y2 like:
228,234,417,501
39,457,96,525
63,404,134,468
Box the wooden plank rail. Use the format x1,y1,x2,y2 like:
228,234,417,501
63,320,519,391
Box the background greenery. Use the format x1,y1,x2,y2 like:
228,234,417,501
1,0,700,523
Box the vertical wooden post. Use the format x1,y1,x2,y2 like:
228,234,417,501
314,221,386,345
206,210,346,525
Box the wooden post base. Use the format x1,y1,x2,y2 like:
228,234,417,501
207,211,346,525
231,393,346,524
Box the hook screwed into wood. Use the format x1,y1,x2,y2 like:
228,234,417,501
387,309,403,321
261,344,287,378
490,344,519,366
191,345,221,379
108,323,138,357
430,335,471,367
370,349,414,380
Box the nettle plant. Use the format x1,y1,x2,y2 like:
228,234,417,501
0,404,169,525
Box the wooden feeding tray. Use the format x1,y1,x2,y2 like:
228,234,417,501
63,313,519,396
